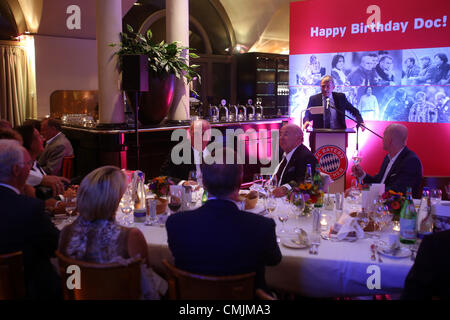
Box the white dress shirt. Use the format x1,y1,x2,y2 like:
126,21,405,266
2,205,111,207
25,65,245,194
26,160,47,186
273,144,301,189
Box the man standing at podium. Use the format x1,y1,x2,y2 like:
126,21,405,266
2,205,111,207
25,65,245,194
303,75,364,151
303,75,364,130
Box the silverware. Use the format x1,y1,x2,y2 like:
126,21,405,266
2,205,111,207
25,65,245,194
374,244,383,263
370,244,376,261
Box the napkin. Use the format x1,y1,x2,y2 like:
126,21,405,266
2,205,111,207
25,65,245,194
330,213,365,241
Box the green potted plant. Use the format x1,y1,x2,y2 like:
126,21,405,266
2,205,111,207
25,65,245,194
110,25,201,124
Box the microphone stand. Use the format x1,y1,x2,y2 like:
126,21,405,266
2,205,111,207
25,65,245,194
327,104,383,139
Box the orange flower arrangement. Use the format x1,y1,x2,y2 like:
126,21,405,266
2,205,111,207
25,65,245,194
148,176,174,198
382,190,405,220
289,182,324,207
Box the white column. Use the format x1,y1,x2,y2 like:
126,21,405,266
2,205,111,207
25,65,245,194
96,0,124,124
166,0,190,121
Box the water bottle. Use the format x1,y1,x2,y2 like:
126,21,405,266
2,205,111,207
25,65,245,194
201,189,208,204
417,188,433,239
132,171,146,223
399,187,417,244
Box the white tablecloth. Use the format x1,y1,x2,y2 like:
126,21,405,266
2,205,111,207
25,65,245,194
108,196,416,298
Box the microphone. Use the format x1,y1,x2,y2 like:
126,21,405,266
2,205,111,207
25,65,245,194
326,97,330,110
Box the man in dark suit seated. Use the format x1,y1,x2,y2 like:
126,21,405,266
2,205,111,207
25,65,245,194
351,123,423,198
160,119,211,186
166,147,282,294
272,124,318,198
303,75,364,151
0,140,61,299
402,230,450,299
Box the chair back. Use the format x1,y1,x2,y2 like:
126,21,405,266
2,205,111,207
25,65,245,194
62,155,74,179
162,259,255,300
55,251,141,300
0,251,26,300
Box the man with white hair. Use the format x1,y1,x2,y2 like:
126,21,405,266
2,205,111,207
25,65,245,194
352,123,423,198
160,119,212,185
272,124,318,197
0,139,61,299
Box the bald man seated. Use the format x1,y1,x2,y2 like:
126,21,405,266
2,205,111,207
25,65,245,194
272,124,318,197
352,123,423,198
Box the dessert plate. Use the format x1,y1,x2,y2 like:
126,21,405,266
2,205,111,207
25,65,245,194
376,241,411,259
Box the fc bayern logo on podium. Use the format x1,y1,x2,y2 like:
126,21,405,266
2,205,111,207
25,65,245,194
314,145,348,180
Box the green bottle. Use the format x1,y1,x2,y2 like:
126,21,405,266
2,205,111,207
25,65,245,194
313,163,323,207
399,187,417,244
201,189,208,204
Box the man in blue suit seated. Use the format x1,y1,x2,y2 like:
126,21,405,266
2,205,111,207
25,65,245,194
166,147,282,295
351,123,423,198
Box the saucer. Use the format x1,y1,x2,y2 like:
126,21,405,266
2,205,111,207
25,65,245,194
281,237,310,249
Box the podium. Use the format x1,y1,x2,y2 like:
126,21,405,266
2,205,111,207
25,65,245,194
308,128,355,193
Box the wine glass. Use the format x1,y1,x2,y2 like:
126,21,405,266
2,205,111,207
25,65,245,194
430,188,442,206
277,211,290,235
264,194,277,215
351,149,362,166
168,188,182,214
188,170,197,182
370,197,389,238
120,193,134,226
290,192,305,217
64,196,77,223
264,175,278,193
252,174,264,193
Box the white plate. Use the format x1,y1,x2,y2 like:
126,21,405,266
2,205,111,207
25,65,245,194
377,246,411,259
281,237,310,249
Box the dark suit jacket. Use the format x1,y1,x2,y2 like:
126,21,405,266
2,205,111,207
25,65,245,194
0,186,61,299
277,144,318,186
362,146,423,198
304,92,363,129
402,230,450,299
166,199,282,291
38,133,73,176
160,147,197,184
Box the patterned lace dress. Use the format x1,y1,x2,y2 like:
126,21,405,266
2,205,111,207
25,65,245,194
59,217,167,299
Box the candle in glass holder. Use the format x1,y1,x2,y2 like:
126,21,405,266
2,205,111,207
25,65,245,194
320,216,328,231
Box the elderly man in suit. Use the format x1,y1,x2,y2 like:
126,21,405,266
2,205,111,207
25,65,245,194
166,148,282,294
272,124,318,198
303,75,364,130
0,139,61,299
352,123,423,198
160,119,211,186
38,118,73,176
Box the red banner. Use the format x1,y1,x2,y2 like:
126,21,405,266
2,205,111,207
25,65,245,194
290,0,450,54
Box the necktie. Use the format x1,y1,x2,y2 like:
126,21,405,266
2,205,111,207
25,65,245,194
276,155,287,186
323,97,331,128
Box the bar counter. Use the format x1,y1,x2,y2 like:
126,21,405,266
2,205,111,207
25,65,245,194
62,117,289,182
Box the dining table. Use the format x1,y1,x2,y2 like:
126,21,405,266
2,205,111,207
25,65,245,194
54,191,435,299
